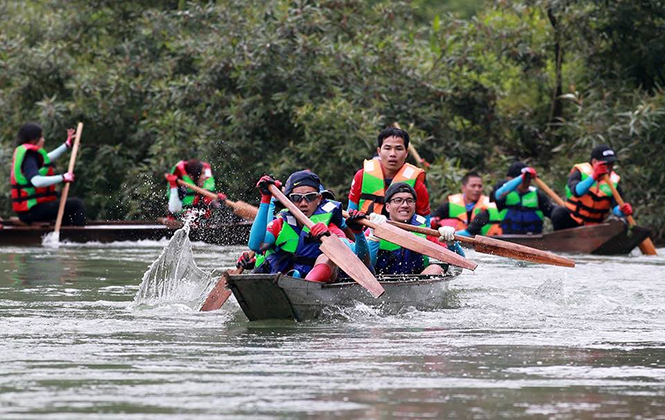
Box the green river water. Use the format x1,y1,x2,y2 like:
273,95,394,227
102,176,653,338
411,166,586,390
1,237,664,419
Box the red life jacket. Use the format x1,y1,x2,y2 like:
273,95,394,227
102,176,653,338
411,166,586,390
11,144,57,213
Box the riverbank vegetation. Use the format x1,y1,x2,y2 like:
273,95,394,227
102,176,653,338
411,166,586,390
2,0,663,242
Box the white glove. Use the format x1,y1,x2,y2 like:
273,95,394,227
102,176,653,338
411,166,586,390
438,226,455,242
368,213,387,225
367,213,386,241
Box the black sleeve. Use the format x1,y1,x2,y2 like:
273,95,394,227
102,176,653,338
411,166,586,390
567,169,583,197
433,202,449,219
537,189,555,218
21,153,41,182
491,181,507,210
467,209,489,236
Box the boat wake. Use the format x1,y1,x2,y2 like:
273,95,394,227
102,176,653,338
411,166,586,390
133,221,218,311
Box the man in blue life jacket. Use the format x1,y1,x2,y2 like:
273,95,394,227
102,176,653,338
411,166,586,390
10,122,85,226
491,162,555,234
352,182,464,276
244,170,368,283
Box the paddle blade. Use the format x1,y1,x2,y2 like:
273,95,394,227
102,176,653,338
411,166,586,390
473,235,575,268
200,271,233,311
319,235,385,298
373,223,478,271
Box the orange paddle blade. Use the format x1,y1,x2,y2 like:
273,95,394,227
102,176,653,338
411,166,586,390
471,235,575,267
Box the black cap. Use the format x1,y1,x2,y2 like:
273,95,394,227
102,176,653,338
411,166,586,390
590,145,618,163
507,161,527,178
284,170,322,196
384,182,417,204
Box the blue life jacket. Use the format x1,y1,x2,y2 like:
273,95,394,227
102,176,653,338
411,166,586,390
499,187,544,234
375,214,429,275
256,200,343,276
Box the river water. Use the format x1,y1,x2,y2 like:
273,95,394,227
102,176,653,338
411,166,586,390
1,237,664,419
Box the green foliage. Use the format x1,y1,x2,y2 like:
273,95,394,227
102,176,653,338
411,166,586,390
1,0,663,243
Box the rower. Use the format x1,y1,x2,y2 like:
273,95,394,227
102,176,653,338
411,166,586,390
491,162,555,234
347,127,430,222
432,172,501,237
10,122,86,226
246,170,367,283
552,145,633,230
350,182,464,276
164,159,229,222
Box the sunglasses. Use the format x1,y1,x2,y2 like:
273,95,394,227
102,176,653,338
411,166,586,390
289,192,320,203
389,197,415,206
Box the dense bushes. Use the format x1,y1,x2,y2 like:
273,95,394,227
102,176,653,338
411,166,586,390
1,0,663,242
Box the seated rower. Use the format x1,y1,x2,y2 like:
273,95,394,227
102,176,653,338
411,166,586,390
246,170,367,283
164,159,229,223
10,122,85,226
432,172,501,236
352,182,463,276
491,162,554,234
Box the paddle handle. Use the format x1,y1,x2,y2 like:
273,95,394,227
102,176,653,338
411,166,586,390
268,185,314,229
341,210,376,229
54,123,83,234
533,177,566,207
176,179,258,220
386,220,473,244
603,175,657,255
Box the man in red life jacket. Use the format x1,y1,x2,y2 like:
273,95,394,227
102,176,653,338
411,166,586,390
347,127,430,223
10,122,85,226
164,159,229,222
432,172,502,236
551,145,633,230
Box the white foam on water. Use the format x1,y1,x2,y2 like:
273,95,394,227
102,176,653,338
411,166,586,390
41,231,60,248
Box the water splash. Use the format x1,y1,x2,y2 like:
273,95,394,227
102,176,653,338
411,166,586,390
42,231,61,248
133,215,218,310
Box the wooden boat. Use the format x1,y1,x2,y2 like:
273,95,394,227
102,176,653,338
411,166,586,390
491,219,652,255
0,219,251,246
225,270,460,322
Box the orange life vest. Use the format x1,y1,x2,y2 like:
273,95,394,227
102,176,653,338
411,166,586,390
565,162,620,225
445,193,502,236
11,144,58,213
358,157,424,215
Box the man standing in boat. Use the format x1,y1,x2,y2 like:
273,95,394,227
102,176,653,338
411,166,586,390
10,122,86,226
347,127,431,223
246,170,368,283
352,182,462,276
431,172,502,237
551,145,633,230
491,162,555,234
164,159,230,223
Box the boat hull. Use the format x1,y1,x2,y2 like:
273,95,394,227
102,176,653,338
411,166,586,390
0,221,251,246
226,272,458,322
492,219,651,255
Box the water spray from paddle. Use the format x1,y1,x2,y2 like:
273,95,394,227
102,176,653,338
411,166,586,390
134,210,218,310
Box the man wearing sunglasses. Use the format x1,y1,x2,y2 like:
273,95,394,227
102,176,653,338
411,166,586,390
352,182,463,276
246,170,368,283
348,127,431,223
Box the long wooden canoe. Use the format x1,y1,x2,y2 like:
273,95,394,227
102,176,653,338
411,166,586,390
225,270,461,322
0,219,251,246
491,219,652,255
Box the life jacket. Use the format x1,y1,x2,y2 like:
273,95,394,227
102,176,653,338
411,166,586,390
375,214,429,275
445,194,502,235
10,144,58,213
167,160,216,212
358,157,425,215
258,200,343,276
565,162,620,225
498,186,544,234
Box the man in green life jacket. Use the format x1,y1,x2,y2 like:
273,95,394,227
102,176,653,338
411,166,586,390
491,162,555,234
164,159,229,223
432,172,502,236
350,182,464,276
10,122,86,226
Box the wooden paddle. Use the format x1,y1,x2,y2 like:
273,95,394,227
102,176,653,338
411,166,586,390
387,220,576,268
200,251,254,311
268,184,385,298
53,123,83,239
533,177,566,207
602,175,658,256
343,211,477,270
176,179,258,221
